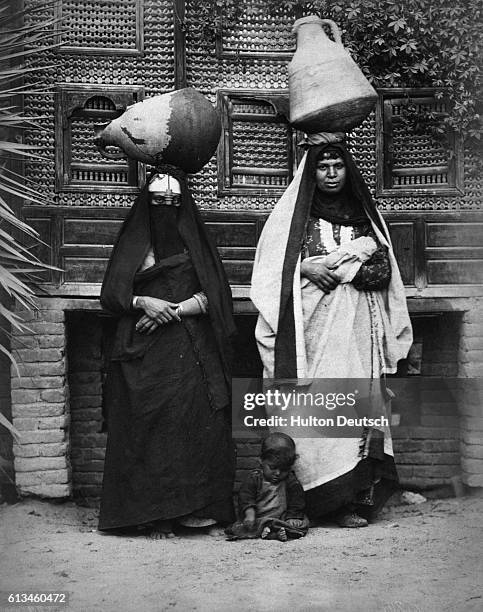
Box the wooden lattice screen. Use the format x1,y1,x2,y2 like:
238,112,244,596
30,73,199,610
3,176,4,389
376,88,463,197
216,0,295,59
217,89,297,197
55,84,145,193
55,0,144,55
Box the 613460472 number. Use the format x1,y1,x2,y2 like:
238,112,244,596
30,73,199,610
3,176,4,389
4,592,68,606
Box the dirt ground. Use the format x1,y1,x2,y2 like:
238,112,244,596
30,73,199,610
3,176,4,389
1,492,482,612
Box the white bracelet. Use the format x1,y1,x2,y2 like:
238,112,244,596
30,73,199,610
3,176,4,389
132,296,139,308
192,292,208,313
176,304,183,318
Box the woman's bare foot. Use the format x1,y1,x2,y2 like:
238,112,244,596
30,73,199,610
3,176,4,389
146,519,177,540
336,511,368,528
206,524,225,537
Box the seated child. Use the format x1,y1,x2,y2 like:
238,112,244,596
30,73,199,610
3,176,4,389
226,432,309,541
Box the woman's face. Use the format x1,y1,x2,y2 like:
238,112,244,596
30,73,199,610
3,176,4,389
315,155,347,194
150,191,180,207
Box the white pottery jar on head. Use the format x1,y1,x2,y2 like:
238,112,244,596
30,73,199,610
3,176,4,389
288,16,377,133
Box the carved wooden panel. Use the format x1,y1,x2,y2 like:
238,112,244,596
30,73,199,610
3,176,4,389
55,84,145,193
22,215,55,284
387,222,415,286
55,0,144,56
376,88,463,197
425,220,483,286
20,207,483,298
426,223,483,248
427,261,483,285
63,219,123,246
203,213,266,285
63,258,109,283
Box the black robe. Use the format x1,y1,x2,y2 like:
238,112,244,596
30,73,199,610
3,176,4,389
98,170,236,530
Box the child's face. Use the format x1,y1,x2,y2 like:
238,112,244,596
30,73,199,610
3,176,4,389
262,460,289,484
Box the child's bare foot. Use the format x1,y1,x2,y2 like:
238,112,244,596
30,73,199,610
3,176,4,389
261,526,287,541
277,527,288,542
146,520,177,540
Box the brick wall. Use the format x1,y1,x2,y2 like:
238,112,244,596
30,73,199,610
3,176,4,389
458,299,483,487
67,312,109,504
10,300,70,498
392,313,462,490
9,299,483,501
0,315,14,501
10,298,98,498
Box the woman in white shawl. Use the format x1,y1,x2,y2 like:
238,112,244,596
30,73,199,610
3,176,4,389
251,134,412,527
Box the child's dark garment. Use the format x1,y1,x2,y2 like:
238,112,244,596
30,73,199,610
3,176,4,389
226,468,309,540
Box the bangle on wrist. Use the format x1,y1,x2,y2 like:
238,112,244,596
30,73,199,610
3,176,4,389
176,304,183,318
192,292,208,313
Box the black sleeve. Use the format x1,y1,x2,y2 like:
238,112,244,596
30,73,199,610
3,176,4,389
352,228,391,291
285,472,306,520
238,471,261,515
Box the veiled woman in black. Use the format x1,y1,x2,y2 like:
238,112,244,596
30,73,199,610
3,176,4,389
98,168,236,537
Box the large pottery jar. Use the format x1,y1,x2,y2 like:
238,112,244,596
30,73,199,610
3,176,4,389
94,88,221,173
288,16,377,133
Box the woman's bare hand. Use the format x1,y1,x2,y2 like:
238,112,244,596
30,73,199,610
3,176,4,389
135,314,159,334
300,260,340,293
137,296,180,324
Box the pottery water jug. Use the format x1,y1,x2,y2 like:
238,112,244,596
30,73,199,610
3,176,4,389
94,88,221,174
288,16,377,133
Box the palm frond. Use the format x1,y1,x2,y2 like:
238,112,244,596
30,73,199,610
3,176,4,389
0,0,61,385
0,411,21,443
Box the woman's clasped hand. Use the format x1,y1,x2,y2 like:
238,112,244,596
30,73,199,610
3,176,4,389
135,296,180,333
300,259,340,293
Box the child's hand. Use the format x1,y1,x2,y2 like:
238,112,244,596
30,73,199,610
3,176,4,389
243,508,256,531
243,518,256,531
286,518,304,529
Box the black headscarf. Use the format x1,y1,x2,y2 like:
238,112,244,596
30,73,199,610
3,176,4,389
100,165,236,383
311,145,369,226
274,142,387,379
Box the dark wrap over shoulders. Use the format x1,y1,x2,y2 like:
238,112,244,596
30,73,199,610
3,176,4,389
98,169,236,530
100,167,236,388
